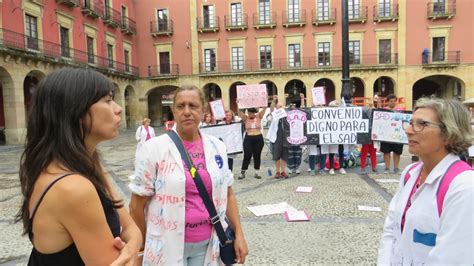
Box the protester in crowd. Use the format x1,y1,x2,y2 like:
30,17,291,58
378,98,473,264
287,93,306,175
219,109,239,171
237,106,266,180
129,85,248,265
17,68,141,265
267,95,289,179
200,112,215,128
135,118,155,160
380,94,405,174
319,100,340,175
360,96,382,173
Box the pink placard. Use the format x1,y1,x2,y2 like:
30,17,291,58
312,86,326,106
236,84,268,109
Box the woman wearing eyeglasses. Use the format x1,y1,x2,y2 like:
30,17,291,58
377,98,473,264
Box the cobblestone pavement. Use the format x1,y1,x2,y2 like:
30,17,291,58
0,128,414,265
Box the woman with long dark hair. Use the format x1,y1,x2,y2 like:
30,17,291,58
16,68,141,265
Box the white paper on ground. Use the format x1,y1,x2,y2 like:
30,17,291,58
247,202,297,216
285,210,310,221
358,205,382,212
375,179,400,183
295,186,313,193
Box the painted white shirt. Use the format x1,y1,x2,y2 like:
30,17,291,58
378,153,474,265
129,130,233,265
135,125,156,159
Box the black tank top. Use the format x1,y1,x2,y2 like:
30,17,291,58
27,174,121,265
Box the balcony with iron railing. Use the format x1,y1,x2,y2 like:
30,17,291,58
282,10,306,27
121,16,136,35
56,0,80,8
147,64,180,78
224,14,248,31
348,6,368,23
0,29,138,77
103,6,121,28
81,0,103,19
29,0,45,5
198,53,398,74
373,4,399,22
252,12,277,29
150,20,173,36
421,51,460,66
427,0,456,19
312,8,337,26
197,16,220,33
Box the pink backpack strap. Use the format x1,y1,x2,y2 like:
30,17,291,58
436,160,472,217
404,162,422,185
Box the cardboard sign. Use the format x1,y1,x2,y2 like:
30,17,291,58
209,99,226,120
371,109,412,144
284,210,311,222
247,202,297,217
236,84,268,109
311,86,326,106
200,123,243,155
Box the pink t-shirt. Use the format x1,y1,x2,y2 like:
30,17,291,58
182,138,213,243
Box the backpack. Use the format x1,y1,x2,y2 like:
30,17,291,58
404,160,472,217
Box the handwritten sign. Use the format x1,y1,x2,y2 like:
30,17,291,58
312,86,326,106
209,99,226,120
286,109,307,145
306,107,369,144
200,123,243,155
237,84,268,109
371,110,412,144
272,108,287,120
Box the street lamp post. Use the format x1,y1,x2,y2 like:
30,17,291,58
341,0,351,105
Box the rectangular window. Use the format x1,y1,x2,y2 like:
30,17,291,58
60,26,70,58
157,9,168,31
25,14,38,50
124,49,130,72
121,6,127,27
107,43,114,68
259,0,271,24
349,41,360,64
379,39,391,64
288,0,300,22
433,37,445,61
87,36,95,64
348,0,360,20
159,52,170,74
317,0,330,21
232,47,244,71
379,0,391,17
260,45,272,69
104,0,111,18
288,44,301,68
318,42,330,66
230,3,242,26
204,48,216,72
84,0,91,8
433,0,446,14
203,5,215,28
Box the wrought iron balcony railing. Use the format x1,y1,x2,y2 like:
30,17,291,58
56,0,80,8
103,6,121,27
348,6,368,23
427,0,456,19
198,53,398,74
224,14,248,31
81,0,104,19
0,29,138,76
373,4,399,22
282,10,306,27
147,64,180,78
121,16,136,35
150,19,173,36
252,12,277,29
421,51,460,65
312,8,337,25
197,16,220,33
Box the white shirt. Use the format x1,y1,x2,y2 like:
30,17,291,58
129,131,234,265
377,153,474,265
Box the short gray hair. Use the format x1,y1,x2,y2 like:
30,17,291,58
414,98,473,155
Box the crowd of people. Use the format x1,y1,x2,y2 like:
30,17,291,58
16,68,472,265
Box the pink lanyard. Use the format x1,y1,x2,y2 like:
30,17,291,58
401,173,421,233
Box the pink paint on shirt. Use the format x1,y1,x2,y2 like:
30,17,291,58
182,138,213,243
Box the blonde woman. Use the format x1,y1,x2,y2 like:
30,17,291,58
135,118,155,159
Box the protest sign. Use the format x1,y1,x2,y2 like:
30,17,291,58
272,108,287,120
371,109,412,144
209,99,226,120
200,123,243,154
311,86,326,106
286,109,308,145
236,84,268,109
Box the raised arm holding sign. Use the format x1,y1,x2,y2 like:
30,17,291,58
236,84,268,109
312,87,326,106
209,99,226,120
